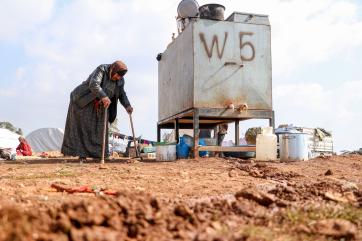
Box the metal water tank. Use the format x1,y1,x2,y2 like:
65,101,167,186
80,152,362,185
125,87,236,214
158,12,272,121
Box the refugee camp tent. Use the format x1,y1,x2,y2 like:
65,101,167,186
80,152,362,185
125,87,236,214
26,128,64,153
0,128,20,149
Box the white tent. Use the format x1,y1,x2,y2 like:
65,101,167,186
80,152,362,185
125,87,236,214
26,128,64,153
0,128,20,149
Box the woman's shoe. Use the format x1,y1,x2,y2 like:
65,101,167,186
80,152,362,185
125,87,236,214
79,157,87,164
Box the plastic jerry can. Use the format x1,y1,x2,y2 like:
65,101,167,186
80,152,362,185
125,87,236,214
256,127,277,161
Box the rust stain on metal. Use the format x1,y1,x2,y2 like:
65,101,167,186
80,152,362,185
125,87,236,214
224,62,244,67
196,92,271,110
199,32,228,59
197,93,249,109
237,103,249,112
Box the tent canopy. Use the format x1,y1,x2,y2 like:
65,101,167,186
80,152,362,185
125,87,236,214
0,128,20,149
26,128,64,153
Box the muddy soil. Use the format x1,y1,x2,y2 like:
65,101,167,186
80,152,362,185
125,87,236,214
0,155,361,241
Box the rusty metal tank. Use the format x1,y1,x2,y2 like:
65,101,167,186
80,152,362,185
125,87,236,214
158,12,272,122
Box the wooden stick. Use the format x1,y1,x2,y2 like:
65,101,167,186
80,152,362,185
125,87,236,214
101,107,108,164
129,113,140,158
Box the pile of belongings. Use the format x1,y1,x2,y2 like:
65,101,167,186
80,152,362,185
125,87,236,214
0,128,19,160
275,124,334,157
110,132,156,145
340,148,362,155
109,131,156,158
245,127,262,145
0,148,16,160
276,124,332,138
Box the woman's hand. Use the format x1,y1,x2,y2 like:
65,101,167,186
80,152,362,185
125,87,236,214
101,97,111,108
126,106,133,114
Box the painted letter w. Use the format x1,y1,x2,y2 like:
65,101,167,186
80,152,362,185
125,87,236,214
199,32,228,59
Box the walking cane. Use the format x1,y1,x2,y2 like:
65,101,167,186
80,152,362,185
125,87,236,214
101,106,108,165
129,113,141,159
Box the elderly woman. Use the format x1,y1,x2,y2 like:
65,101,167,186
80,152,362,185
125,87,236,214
61,61,133,161
16,137,32,156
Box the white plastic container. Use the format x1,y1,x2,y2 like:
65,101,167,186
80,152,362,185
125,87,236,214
156,144,177,161
279,133,309,161
256,127,277,161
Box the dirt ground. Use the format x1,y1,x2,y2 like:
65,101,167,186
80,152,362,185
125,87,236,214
0,154,361,241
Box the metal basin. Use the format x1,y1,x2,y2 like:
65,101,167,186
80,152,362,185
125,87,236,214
177,0,199,18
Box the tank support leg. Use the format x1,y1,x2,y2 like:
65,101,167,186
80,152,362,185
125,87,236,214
193,109,199,159
175,119,179,143
269,111,275,130
157,125,161,142
235,120,240,146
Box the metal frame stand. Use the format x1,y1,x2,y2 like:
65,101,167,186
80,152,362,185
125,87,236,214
157,108,275,159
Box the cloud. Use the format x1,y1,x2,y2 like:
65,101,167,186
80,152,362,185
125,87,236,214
208,0,362,77
0,0,55,41
1,0,180,139
224,79,362,152
0,89,16,97
274,80,362,151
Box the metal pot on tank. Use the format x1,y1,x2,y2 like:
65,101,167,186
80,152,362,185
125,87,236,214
279,133,310,162
199,4,225,21
177,0,199,33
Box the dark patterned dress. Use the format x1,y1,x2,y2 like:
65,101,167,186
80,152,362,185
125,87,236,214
61,64,130,158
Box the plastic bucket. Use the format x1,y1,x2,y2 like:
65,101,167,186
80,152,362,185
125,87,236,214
156,144,177,161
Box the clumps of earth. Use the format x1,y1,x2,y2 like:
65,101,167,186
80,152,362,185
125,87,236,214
0,186,360,241
236,162,302,181
0,155,361,241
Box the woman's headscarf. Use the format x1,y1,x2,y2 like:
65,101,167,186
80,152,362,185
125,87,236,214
18,136,28,144
110,60,128,78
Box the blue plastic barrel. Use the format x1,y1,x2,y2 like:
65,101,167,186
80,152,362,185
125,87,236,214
176,136,190,158
199,139,208,157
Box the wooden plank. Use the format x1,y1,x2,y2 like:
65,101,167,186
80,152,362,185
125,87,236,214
198,146,256,152
159,123,219,129
158,108,193,125
179,119,227,124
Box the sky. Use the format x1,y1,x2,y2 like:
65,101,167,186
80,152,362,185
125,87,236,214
0,0,361,152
